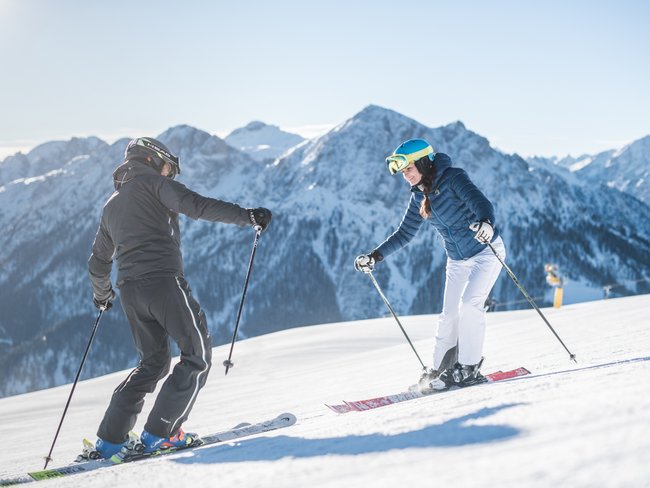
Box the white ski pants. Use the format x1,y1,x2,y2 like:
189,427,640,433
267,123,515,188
433,237,506,368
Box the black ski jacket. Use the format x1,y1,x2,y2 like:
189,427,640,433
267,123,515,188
89,160,250,300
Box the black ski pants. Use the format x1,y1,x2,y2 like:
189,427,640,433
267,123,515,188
97,276,212,443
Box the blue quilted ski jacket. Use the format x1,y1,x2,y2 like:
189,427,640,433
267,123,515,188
376,153,499,261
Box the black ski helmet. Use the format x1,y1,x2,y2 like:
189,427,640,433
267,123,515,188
124,137,180,179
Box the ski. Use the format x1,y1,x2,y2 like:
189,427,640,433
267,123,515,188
326,367,530,414
0,413,297,486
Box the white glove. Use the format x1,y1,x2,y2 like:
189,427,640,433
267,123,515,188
470,221,494,244
354,254,376,273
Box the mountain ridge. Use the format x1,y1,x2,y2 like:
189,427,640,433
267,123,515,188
224,121,304,162
1,105,648,396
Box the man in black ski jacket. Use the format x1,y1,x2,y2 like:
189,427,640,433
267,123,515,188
88,137,272,459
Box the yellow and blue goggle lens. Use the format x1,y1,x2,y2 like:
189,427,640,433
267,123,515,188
386,154,410,175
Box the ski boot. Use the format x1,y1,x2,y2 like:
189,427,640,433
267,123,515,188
140,427,200,454
431,358,488,390
77,432,139,461
110,433,145,464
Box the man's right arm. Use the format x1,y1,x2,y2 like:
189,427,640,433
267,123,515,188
158,179,251,226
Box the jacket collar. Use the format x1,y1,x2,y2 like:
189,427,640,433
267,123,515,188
112,160,161,189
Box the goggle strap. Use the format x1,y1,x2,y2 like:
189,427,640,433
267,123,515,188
136,139,179,165
136,138,180,174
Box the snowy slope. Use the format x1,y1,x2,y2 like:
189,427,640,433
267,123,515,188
0,294,648,487
225,121,305,161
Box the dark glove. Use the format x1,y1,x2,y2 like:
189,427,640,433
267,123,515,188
93,289,116,311
248,207,272,233
354,250,383,273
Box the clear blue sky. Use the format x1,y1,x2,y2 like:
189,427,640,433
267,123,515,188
0,0,648,159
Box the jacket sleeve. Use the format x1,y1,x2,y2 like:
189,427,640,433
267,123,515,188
449,169,495,223
158,179,251,226
375,193,424,258
88,219,114,300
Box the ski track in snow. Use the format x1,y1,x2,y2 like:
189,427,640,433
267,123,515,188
0,295,649,487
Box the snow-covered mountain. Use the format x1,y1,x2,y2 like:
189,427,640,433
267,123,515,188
576,136,650,203
0,295,648,487
1,106,649,397
527,136,650,203
0,137,108,185
225,121,305,161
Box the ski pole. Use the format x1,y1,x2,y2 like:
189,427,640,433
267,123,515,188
486,241,577,363
44,308,105,469
223,227,262,375
365,270,427,370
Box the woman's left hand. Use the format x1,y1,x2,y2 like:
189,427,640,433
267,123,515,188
470,221,494,244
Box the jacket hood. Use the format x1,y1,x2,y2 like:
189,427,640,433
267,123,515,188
112,160,161,190
431,153,453,185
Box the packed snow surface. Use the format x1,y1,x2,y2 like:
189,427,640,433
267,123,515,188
1,294,648,487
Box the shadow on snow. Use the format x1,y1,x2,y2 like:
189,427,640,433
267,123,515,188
175,403,525,464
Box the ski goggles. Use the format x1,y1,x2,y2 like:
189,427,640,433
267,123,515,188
386,154,411,175
385,146,434,175
135,138,181,179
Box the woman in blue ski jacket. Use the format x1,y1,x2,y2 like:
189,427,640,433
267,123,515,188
354,139,506,391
